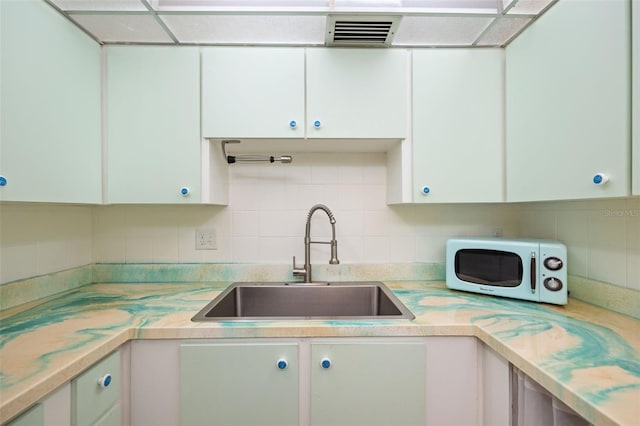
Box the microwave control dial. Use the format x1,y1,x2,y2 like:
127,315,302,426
544,277,563,292
543,257,563,271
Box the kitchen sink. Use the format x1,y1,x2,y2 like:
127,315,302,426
191,281,414,321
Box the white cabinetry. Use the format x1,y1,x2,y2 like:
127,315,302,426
506,0,631,201
306,49,408,139
481,342,510,426
201,48,305,139
5,404,44,426
180,342,299,426
132,337,511,426
412,49,504,203
107,46,203,204
71,350,121,426
201,48,408,140
0,0,101,203
310,341,425,426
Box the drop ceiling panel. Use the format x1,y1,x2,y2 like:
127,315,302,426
71,14,175,43
49,0,147,11
475,17,530,46
507,0,556,15
393,16,493,46
161,14,326,44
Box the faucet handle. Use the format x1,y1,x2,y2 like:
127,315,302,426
292,256,306,276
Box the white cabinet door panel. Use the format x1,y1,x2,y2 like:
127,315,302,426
180,343,299,426
310,341,425,426
306,49,408,139
506,0,631,201
413,49,504,203
201,47,305,139
107,46,201,204
0,0,101,203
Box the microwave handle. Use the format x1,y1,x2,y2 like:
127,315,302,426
530,252,536,294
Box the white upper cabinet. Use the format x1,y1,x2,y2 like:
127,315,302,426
202,47,408,140
0,0,101,203
412,49,504,203
107,46,203,204
506,0,631,202
306,48,408,139
201,47,305,139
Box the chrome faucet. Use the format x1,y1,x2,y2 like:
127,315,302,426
292,204,339,283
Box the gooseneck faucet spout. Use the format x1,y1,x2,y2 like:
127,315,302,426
292,204,339,283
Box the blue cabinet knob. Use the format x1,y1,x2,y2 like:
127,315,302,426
276,359,288,370
421,186,430,195
289,120,297,128
320,358,331,369
592,173,609,185
97,374,112,388
180,187,190,197
313,120,321,129
0,176,6,187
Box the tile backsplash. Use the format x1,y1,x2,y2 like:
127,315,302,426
519,198,640,292
93,153,519,265
1,152,638,306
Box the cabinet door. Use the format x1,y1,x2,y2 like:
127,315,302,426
0,0,101,203
310,341,425,426
71,351,121,426
107,46,201,203
413,49,504,203
180,343,299,426
306,49,408,139
6,404,44,426
506,0,631,201
201,47,305,138
481,343,510,426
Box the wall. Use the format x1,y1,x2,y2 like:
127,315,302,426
0,204,93,284
2,154,637,314
92,153,519,265
519,198,640,293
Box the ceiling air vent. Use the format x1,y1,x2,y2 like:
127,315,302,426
326,15,401,47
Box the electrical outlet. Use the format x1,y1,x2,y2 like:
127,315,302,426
492,227,504,238
196,228,217,250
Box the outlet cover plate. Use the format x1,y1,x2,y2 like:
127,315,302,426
196,228,217,250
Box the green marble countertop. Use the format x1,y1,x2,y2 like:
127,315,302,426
0,281,638,425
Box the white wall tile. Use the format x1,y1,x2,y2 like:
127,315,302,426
0,205,93,284
518,198,639,290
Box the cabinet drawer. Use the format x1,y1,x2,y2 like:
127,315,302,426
72,351,120,426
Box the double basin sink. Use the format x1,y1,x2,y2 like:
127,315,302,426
191,281,414,321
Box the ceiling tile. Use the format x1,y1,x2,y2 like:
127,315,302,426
161,14,326,44
507,0,555,15
475,17,530,46
71,14,174,43
393,16,493,46
49,0,147,11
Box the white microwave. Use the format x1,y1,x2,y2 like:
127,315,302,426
446,237,567,305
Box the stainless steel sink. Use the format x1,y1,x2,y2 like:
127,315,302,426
191,281,414,321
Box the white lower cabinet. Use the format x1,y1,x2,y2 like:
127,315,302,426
71,350,122,426
180,342,299,426
5,404,44,426
131,336,512,426
310,341,426,426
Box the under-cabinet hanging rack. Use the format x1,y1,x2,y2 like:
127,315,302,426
221,140,293,164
